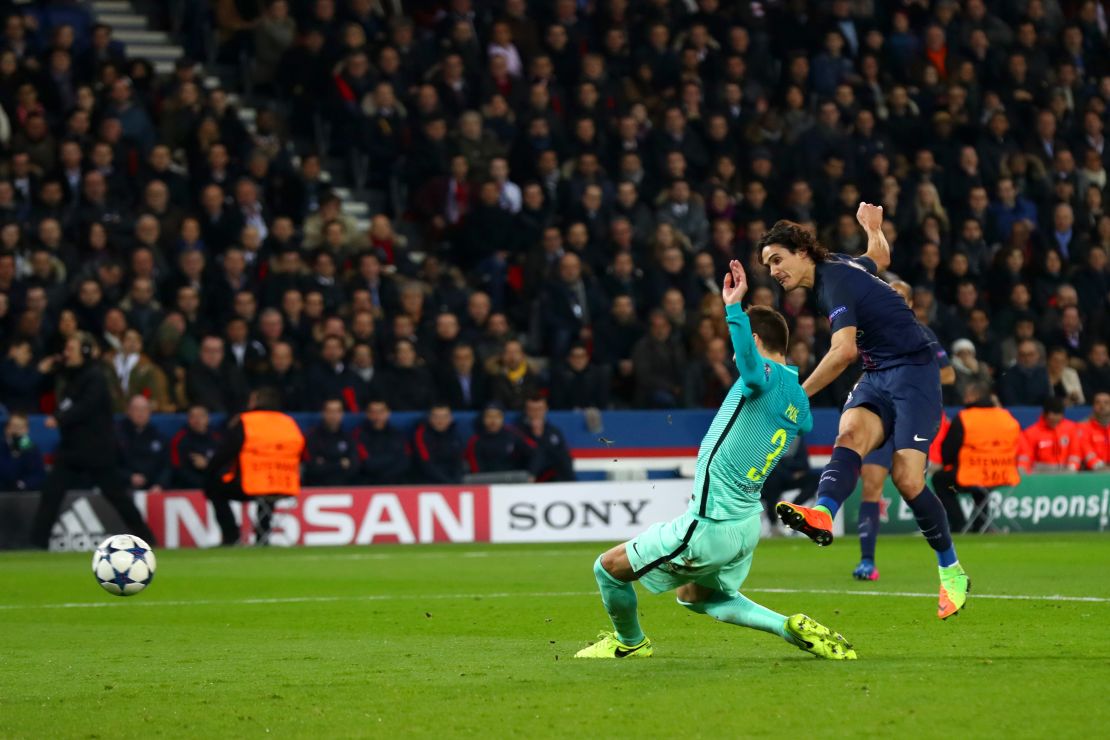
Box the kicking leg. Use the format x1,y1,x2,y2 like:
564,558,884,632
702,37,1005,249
893,449,970,620
575,544,652,658
854,464,886,581
778,407,885,546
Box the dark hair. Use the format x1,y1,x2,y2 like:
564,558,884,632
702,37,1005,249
747,305,789,355
253,387,283,411
757,220,830,262
1043,397,1065,415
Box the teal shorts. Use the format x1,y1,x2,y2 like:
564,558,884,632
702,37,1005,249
625,511,761,595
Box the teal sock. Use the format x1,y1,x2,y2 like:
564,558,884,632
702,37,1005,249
679,590,790,643
593,556,644,645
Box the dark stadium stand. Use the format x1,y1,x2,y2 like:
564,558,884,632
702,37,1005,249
0,0,1108,486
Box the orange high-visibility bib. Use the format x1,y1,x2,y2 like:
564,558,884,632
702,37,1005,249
237,411,306,496
956,407,1021,488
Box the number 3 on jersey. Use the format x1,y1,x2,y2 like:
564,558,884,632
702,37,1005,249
747,428,787,482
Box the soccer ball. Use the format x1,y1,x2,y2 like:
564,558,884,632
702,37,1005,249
92,534,156,596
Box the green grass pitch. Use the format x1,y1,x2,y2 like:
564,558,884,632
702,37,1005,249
1,533,1108,738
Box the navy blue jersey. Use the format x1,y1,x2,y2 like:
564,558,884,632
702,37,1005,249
814,254,932,370
920,325,950,369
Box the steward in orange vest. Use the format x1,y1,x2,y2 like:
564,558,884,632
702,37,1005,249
205,388,306,546
931,382,1021,533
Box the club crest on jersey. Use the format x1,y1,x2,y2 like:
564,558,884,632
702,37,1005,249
829,306,847,321
763,362,771,381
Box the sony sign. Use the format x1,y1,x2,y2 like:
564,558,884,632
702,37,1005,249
490,481,691,543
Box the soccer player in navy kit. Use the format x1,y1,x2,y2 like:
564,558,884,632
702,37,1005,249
853,280,956,582
759,204,970,620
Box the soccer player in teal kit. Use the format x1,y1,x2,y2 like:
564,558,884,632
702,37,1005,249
575,261,856,660
762,204,970,620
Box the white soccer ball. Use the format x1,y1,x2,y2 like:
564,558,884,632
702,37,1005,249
91,534,157,596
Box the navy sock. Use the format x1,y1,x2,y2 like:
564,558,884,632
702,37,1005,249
814,447,862,519
858,501,880,562
907,487,958,567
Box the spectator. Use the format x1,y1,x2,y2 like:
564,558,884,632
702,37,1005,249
381,339,436,411
352,399,411,485
464,403,533,476
170,405,220,489
186,335,249,414
105,328,172,412
0,413,44,492
594,294,643,405
550,343,610,410
988,177,1038,243
488,339,541,411
1018,397,1081,473
950,339,993,403
656,179,709,251
303,399,356,486
306,335,361,412
999,339,1051,407
118,395,170,493
684,336,739,408
0,339,48,414
517,396,574,483
1046,346,1085,406
437,343,489,411
540,252,605,361
411,403,464,484
254,340,307,411
1081,342,1110,400
632,309,687,408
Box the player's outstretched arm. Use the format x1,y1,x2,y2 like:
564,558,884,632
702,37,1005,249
801,326,858,398
857,202,890,272
721,260,772,395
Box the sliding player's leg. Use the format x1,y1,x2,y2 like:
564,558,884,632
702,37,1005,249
673,516,856,660
574,542,653,658
576,513,703,658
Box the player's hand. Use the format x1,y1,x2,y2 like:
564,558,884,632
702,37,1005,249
721,259,747,305
44,416,57,429
856,202,884,232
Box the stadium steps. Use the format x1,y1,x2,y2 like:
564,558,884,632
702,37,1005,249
91,0,181,74
106,0,375,233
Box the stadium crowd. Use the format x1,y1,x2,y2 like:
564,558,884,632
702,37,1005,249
1,0,1110,488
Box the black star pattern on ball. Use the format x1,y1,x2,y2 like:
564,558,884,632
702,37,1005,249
127,546,148,562
111,568,135,589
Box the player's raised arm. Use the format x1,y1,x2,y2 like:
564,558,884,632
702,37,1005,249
857,202,890,272
721,260,771,395
802,325,858,398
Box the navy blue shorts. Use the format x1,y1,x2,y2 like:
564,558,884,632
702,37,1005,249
844,360,942,456
862,437,893,468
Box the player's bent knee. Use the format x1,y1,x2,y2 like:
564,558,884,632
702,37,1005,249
676,597,708,613
892,469,925,496
598,544,635,581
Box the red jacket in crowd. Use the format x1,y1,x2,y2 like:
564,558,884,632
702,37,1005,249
1018,416,1081,472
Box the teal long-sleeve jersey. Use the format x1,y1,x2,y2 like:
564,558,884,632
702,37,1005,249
688,303,813,521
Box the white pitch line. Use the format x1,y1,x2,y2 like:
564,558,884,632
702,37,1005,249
1,587,1108,610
